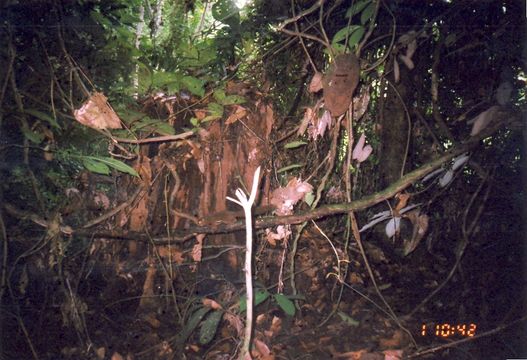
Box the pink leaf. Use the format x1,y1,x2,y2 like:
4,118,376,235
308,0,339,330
316,110,333,139
308,72,323,93
352,133,373,163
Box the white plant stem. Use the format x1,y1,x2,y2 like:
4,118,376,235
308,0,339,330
227,166,260,360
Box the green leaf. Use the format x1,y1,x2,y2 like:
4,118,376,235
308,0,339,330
24,109,61,129
277,164,304,173
214,90,245,105
116,108,146,125
337,311,360,326
115,26,133,42
273,293,296,316
304,191,315,207
84,156,139,177
150,122,175,135
213,89,227,103
181,75,205,97
223,95,245,105
132,118,175,135
330,43,347,55
21,128,45,144
152,71,181,88
378,283,392,291
176,307,212,348
283,293,306,301
239,289,270,312
284,141,307,149
119,12,141,25
82,158,110,175
332,25,362,45
202,102,224,122
345,0,371,18
111,129,135,139
90,10,112,28
212,0,240,28
136,62,154,93
199,310,223,345
166,82,181,93
347,26,365,48
360,2,376,25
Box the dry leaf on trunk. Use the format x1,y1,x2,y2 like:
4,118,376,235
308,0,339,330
470,106,499,136
323,54,360,117
308,72,324,93
74,92,122,129
402,210,429,256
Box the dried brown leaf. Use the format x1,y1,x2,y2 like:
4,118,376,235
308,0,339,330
383,349,404,360
202,298,223,310
297,107,315,137
253,339,272,358
352,87,371,120
225,105,247,125
470,106,499,136
403,210,429,256
193,109,207,120
192,234,205,261
323,54,360,116
308,72,324,93
269,316,282,334
224,312,243,335
393,59,400,83
394,193,410,212
74,92,122,130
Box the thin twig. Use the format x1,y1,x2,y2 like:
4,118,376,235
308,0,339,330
278,0,323,31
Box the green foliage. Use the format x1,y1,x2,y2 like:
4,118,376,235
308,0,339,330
277,164,304,173
239,288,270,312
21,128,45,144
331,23,366,53
284,141,307,149
213,89,245,105
181,75,206,97
345,0,372,18
199,310,224,345
336,311,360,326
81,156,138,177
203,102,225,122
273,293,295,316
131,118,175,136
56,150,138,177
304,191,315,206
360,2,376,25
176,306,213,348
239,289,301,316
212,0,240,29
24,109,61,129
